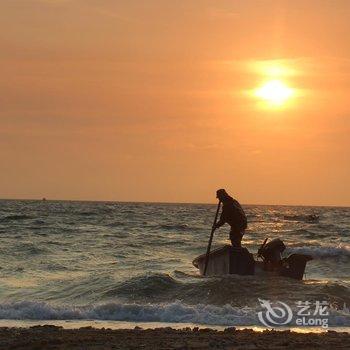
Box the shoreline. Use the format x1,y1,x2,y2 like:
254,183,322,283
0,325,348,349
0,319,349,333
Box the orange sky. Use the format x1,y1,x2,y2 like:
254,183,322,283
1,0,349,206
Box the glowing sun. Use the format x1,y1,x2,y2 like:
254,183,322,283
255,80,294,106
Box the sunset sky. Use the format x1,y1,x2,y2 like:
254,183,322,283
1,0,349,205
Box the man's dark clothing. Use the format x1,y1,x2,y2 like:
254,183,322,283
230,229,244,247
216,196,247,247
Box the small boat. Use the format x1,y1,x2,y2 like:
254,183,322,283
193,238,312,280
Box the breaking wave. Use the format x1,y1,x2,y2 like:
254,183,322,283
287,245,350,259
100,273,350,307
0,301,349,327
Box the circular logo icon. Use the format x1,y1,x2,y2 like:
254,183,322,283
258,298,293,327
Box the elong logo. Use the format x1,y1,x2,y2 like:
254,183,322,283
257,299,330,328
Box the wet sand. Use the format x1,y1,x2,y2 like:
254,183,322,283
0,325,348,349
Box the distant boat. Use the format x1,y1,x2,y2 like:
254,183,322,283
42,198,47,201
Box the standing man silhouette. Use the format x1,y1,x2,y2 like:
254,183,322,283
214,189,247,247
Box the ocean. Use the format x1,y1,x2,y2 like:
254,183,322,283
0,200,349,328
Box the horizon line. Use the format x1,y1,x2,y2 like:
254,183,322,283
0,197,349,208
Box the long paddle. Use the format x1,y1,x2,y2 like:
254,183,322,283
203,201,221,275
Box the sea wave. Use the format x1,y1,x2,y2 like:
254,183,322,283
287,245,350,259
0,214,32,222
0,201,349,329
106,221,126,227
77,211,97,216
283,214,319,223
16,242,48,255
100,273,350,307
0,300,348,326
159,224,190,231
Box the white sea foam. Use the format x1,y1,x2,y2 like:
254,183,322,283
287,245,350,258
0,301,349,327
